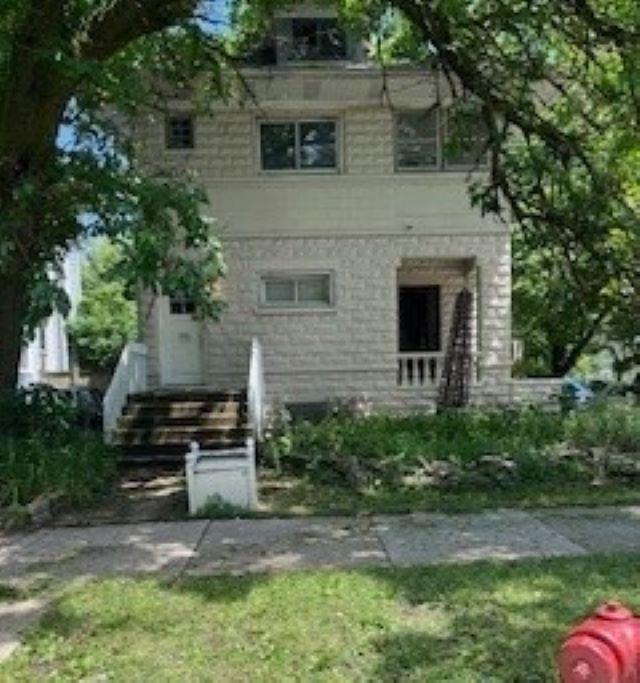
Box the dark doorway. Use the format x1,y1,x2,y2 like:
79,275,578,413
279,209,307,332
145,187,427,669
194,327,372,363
398,285,441,352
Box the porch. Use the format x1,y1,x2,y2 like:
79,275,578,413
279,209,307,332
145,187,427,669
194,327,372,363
395,257,480,398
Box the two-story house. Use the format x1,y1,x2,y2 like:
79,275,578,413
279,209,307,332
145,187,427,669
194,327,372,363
107,1,524,460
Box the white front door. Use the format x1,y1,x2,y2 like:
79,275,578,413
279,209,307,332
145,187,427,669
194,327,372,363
161,296,204,385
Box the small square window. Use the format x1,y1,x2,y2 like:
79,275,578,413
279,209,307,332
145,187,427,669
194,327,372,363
166,115,194,150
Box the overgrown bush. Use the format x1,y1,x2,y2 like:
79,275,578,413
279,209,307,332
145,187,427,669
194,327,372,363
0,386,115,510
263,408,567,487
0,435,116,508
566,402,640,454
263,404,640,491
0,386,78,438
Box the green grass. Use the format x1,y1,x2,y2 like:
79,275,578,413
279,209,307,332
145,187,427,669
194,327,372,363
4,555,640,681
258,473,640,516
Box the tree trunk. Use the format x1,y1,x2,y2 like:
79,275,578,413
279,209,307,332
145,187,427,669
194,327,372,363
0,273,29,395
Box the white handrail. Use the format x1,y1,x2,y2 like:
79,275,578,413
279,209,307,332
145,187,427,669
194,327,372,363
103,342,148,440
247,338,265,442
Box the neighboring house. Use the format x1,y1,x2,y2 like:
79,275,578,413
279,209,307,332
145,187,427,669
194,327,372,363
131,1,518,412
18,250,82,388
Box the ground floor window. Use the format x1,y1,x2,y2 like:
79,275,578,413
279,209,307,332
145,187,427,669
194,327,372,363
260,272,334,309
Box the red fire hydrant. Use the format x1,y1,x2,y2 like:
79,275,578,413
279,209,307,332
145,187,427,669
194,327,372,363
558,602,640,682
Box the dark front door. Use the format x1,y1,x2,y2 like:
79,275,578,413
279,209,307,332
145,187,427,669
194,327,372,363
398,286,441,352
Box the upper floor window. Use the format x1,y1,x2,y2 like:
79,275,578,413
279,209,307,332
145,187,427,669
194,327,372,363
290,18,347,61
260,120,338,171
166,114,194,150
395,106,489,171
396,110,439,170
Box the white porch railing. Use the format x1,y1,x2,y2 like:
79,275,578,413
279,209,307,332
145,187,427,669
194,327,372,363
247,338,266,442
397,352,444,387
397,352,481,387
103,342,148,439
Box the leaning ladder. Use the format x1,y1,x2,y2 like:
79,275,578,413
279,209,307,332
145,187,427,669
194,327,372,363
438,288,473,408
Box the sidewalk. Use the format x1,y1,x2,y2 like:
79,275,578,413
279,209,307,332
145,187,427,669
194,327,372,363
3,505,640,662
3,505,640,584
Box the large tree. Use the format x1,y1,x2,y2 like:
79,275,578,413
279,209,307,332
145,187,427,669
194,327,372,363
2,0,639,395
0,0,229,392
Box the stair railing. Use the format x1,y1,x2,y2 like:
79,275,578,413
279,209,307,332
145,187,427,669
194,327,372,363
103,342,148,441
247,338,266,442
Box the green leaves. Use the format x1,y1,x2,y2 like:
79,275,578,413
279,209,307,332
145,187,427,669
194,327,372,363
68,239,137,371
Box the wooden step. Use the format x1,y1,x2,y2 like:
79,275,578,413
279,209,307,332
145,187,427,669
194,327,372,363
116,388,249,465
124,401,246,417
128,390,246,404
119,442,247,464
117,413,242,428
113,426,250,447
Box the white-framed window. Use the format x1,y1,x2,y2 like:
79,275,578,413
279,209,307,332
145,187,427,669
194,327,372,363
395,105,489,171
259,272,334,309
259,119,338,172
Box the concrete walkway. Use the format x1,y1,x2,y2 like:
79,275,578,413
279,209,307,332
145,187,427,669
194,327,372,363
4,506,640,583
3,505,640,661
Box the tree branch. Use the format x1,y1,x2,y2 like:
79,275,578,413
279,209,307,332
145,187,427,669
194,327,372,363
79,0,199,60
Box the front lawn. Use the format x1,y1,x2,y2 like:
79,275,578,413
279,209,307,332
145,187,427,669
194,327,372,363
257,471,640,516
4,554,640,681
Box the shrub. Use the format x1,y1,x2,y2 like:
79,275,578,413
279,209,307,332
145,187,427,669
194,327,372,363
0,435,116,508
0,386,78,439
0,386,115,510
263,408,567,487
565,402,640,454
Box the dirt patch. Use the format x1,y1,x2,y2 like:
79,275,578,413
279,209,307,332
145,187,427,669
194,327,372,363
53,467,187,526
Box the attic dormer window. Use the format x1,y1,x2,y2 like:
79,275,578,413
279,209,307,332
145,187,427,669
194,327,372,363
289,18,347,61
